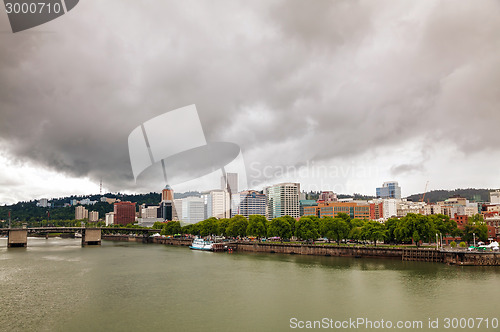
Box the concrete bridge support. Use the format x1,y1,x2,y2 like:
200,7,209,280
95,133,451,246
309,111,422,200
82,229,101,246
8,229,28,248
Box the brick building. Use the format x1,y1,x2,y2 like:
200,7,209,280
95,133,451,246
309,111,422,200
114,201,136,225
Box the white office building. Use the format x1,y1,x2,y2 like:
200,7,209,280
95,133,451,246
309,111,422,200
382,199,398,220
265,183,300,219
491,190,500,204
181,197,206,224
206,190,230,219
36,198,49,208
105,212,115,226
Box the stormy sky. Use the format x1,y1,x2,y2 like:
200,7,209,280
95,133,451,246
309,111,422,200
1,0,500,204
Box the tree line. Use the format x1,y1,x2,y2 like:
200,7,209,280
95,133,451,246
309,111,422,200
156,213,490,246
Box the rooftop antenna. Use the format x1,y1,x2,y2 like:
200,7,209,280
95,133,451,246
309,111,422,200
100,178,102,195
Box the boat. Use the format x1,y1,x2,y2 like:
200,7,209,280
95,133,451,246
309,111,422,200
190,237,213,251
74,232,82,238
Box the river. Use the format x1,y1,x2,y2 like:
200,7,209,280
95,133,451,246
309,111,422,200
0,238,499,331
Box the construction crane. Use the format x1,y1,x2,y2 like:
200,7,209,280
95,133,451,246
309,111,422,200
420,181,429,202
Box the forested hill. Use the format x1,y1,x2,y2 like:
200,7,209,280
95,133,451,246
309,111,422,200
405,188,496,203
0,191,204,223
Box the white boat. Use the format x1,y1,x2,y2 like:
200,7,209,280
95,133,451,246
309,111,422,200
74,232,82,238
190,237,213,251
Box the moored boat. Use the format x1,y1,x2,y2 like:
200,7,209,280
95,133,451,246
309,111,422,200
190,237,213,251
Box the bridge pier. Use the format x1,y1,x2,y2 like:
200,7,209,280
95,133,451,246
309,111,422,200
82,228,101,246
8,229,28,248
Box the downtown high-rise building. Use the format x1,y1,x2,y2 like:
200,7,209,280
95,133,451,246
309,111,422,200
265,182,300,219
221,173,238,195
376,181,402,199
160,184,175,221
181,196,206,224
113,201,136,225
231,190,266,218
206,189,231,219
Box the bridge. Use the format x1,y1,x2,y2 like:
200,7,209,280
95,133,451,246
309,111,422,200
0,227,161,247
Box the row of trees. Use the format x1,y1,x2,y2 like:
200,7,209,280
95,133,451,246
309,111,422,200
156,213,489,247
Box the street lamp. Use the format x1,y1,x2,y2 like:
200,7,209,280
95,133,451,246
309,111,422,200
473,233,476,247
436,233,439,250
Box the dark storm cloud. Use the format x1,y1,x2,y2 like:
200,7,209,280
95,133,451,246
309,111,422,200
0,0,500,192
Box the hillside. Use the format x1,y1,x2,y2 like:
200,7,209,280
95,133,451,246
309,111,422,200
405,188,496,203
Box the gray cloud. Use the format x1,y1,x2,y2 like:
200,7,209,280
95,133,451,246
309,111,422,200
0,0,500,196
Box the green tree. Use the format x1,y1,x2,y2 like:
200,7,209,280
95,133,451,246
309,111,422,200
337,212,351,224
361,221,387,246
320,217,349,244
384,218,399,244
198,217,219,237
349,226,363,242
246,215,268,239
429,214,458,237
182,223,199,236
295,216,319,242
152,221,166,229
267,217,292,242
320,216,336,243
217,218,230,236
161,221,181,235
462,214,488,243
226,215,248,238
282,215,298,236
395,214,434,248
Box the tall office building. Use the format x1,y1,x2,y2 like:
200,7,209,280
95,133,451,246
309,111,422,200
232,190,266,218
162,185,174,201
376,181,402,199
159,201,175,221
221,173,238,195
265,183,300,219
75,205,88,220
160,184,175,221
181,197,206,224
114,201,136,225
206,189,230,219
89,211,99,222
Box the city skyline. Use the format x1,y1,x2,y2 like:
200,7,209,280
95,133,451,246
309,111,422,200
1,1,500,205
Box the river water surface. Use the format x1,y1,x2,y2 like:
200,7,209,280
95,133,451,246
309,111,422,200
0,238,499,331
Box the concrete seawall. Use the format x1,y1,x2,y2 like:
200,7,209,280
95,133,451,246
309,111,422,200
101,236,500,266
237,242,403,258
238,242,500,266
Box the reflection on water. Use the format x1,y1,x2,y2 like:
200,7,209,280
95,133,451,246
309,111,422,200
0,238,499,332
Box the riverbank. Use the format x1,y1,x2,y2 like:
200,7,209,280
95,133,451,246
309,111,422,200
102,235,500,266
